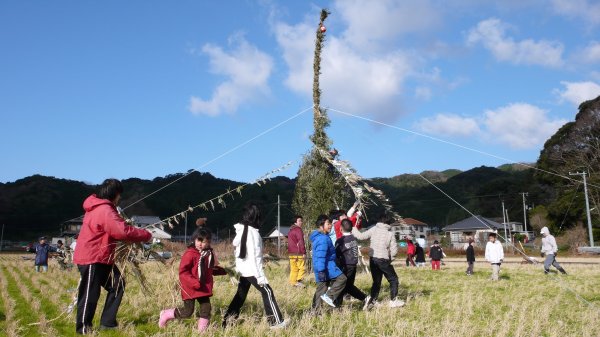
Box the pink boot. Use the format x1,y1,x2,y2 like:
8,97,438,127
159,308,175,328
197,318,209,332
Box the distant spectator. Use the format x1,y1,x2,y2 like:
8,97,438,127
29,236,57,272
428,240,443,270
56,240,69,270
466,238,475,276
405,235,416,267
485,233,504,281
415,242,426,267
70,234,78,252
540,227,567,275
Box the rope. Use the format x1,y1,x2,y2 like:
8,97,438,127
417,173,600,311
327,107,600,190
123,105,313,210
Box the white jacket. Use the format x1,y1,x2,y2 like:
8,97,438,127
541,235,558,255
485,241,504,264
232,223,268,284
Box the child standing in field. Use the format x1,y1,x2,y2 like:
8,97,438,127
428,240,443,270
311,214,347,310
540,227,567,275
159,229,226,332
223,204,287,329
352,214,404,308
334,219,370,308
485,233,504,281
466,238,475,275
415,242,426,267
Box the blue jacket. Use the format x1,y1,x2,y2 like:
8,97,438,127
310,230,342,282
33,243,56,266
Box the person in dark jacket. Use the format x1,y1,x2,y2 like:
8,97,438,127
466,238,475,275
428,240,444,270
310,214,347,310
415,242,426,267
30,236,57,272
287,215,306,287
73,179,152,334
159,228,226,333
334,219,370,308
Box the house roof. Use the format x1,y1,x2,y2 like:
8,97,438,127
443,215,502,231
266,226,291,238
403,218,427,226
131,215,164,226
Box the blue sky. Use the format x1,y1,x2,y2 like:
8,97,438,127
1,0,600,184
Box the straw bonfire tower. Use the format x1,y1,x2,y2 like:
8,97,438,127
292,10,350,225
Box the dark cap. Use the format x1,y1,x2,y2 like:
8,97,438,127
433,240,439,244
39,236,47,241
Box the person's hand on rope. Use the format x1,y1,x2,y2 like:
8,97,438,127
541,252,545,258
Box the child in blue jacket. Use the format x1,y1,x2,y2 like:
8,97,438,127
310,214,347,310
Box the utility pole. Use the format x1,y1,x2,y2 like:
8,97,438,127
0,224,4,252
502,201,508,248
277,195,281,257
521,192,529,237
570,171,594,247
184,213,188,244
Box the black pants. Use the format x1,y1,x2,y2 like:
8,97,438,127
223,276,284,326
312,273,347,309
334,266,366,306
370,258,399,302
76,264,124,334
175,297,211,319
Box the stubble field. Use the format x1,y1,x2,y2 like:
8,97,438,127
1,251,599,337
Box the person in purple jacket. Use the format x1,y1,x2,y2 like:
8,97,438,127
287,215,306,287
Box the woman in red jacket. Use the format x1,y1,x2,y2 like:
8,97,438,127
159,228,226,333
405,236,416,267
73,179,152,335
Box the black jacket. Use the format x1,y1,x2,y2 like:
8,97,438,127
429,245,443,260
335,234,359,266
466,244,475,262
415,245,425,263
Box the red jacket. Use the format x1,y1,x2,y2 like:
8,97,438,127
179,247,223,300
406,240,416,255
73,195,152,265
287,225,306,255
348,213,362,230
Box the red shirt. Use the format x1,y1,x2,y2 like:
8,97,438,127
73,195,152,265
179,247,221,300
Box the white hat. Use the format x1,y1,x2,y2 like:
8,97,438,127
540,227,550,235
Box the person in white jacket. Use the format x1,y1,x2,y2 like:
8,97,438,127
540,227,567,275
222,204,287,329
485,232,504,281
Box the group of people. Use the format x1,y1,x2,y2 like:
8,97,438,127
26,178,569,334
28,236,73,271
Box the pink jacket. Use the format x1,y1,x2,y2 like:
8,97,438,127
73,195,151,265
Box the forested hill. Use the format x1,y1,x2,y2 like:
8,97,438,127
0,165,534,240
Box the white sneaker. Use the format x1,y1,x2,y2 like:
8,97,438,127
270,319,289,330
320,293,336,308
362,295,372,311
389,299,405,308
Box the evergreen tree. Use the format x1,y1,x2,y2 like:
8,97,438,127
292,9,350,226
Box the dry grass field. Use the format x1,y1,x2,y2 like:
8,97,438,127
1,250,600,337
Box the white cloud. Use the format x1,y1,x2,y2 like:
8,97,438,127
415,86,432,101
415,114,480,137
336,0,441,49
416,103,567,149
482,103,567,149
555,81,600,106
272,0,443,121
466,18,564,67
551,0,600,26
188,35,273,117
579,41,600,63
